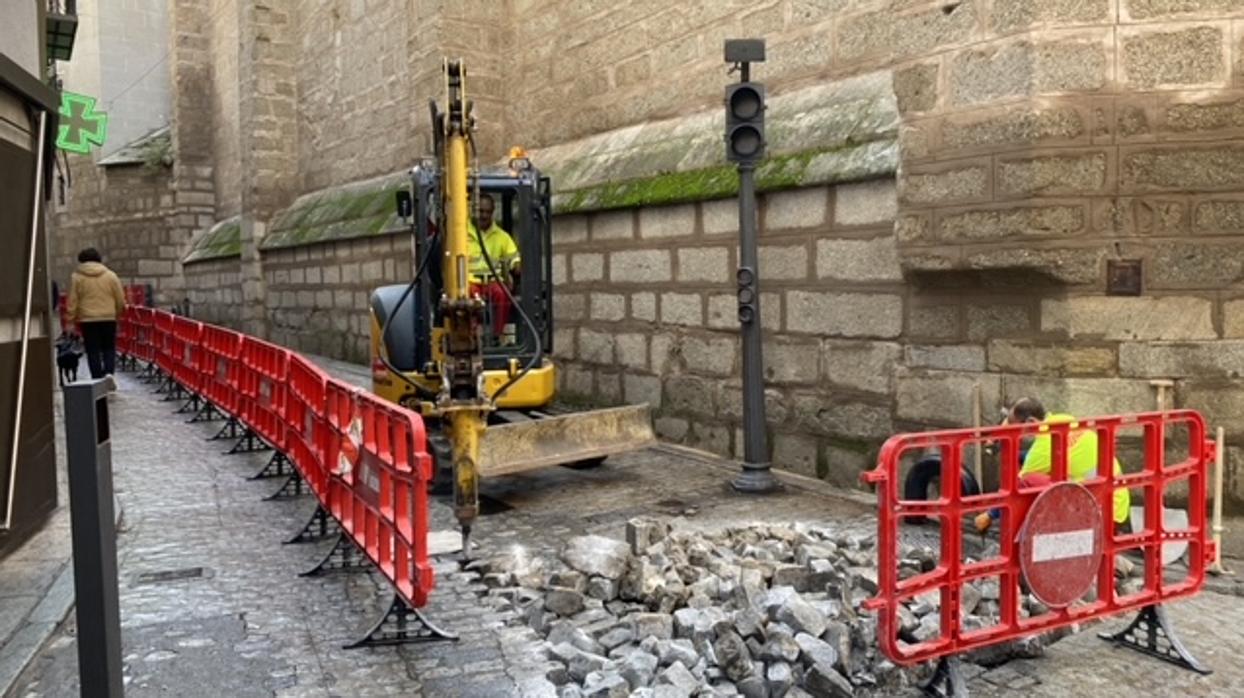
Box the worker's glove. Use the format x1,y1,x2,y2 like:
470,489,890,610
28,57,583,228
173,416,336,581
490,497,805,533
974,511,993,534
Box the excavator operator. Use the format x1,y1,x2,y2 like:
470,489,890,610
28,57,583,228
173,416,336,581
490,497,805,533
467,193,520,339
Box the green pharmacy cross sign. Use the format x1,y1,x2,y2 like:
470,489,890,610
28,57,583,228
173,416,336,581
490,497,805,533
56,92,108,154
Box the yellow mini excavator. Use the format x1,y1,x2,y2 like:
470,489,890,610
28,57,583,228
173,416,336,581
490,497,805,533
369,60,655,550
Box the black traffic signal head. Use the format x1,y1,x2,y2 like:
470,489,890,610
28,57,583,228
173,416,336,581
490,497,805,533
725,82,765,164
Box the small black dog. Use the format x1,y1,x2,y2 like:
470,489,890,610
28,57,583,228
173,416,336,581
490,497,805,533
55,333,82,386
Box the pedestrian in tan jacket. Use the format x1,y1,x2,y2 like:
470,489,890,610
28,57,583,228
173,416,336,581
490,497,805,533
67,248,125,387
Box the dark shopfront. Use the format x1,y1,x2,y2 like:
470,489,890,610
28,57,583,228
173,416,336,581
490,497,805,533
0,52,59,555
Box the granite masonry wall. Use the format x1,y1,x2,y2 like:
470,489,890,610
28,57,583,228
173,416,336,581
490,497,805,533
71,0,1244,505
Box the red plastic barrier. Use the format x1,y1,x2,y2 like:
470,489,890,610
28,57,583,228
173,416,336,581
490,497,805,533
113,307,435,612
286,355,331,503
861,411,1215,665
238,337,289,451
199,324,244,418
124,284,149,307
56,291,73,335
170,315,204,394
116,308,134,358
128,307,156,363
152,311,176,374
326,380,434,608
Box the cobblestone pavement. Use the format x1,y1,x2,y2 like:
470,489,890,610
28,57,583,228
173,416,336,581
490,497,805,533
7,363,1244,697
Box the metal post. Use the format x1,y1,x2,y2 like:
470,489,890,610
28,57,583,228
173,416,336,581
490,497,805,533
64,379,124,698
731,161,777,493
3,110,47,531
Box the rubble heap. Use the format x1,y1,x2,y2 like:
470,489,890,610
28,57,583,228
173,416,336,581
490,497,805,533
478,520,1121,697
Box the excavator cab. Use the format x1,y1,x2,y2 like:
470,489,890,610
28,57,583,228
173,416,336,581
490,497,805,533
370,163,555,411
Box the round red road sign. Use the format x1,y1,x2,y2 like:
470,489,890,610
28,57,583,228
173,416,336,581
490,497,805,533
1018,482,1104,608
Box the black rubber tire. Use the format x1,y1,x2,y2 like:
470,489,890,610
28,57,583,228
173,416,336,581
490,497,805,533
903,457,982,522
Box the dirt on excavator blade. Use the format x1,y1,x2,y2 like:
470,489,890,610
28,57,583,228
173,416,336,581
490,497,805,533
477,404,656,477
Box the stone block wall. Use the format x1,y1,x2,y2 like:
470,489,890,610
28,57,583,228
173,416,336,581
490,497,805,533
183,257,243,328
48,157,181,298
259,235,412,363
208,0,241,218
549,180,904,486
894,1,1244,281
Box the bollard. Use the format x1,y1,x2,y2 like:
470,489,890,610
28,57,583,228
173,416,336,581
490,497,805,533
64,379,124,698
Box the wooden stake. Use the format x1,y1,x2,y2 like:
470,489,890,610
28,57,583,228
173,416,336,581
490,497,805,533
1149,379,1175,412
1210,427,1231,575
972,382,984,491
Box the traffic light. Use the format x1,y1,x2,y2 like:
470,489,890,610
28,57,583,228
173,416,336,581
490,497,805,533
725,82,765,165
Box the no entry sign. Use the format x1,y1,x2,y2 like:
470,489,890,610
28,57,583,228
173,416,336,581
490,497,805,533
1019,482,1104,608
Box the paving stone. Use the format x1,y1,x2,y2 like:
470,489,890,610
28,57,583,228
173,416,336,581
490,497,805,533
547,587,588,616
562,535,633,580
774,595,827,639
657,661,699,696
802,662,854,698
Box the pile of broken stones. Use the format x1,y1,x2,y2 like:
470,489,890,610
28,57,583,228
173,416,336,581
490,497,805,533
475,520,1140,697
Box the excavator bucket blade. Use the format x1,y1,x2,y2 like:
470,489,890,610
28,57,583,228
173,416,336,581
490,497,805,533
478,404,656,477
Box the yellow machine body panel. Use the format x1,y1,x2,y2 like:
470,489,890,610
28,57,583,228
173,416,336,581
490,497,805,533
368,309,555,411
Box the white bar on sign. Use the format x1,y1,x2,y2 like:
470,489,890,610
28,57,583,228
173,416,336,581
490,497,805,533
1032,529,1095,563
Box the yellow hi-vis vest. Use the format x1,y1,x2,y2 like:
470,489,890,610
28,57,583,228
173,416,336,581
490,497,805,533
1019,413,1131,524
467,222,519,283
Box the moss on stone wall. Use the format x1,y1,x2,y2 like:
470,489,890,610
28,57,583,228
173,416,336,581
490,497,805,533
260,172,407,251
550,139,897,214
184,216,242,263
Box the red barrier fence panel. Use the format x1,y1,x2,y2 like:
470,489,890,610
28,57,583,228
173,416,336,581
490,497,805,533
861,410,1215,666
199,324,244,418
286,355,331,505
170,315,204,394
56,291,73,335
116,307,134,357
152,311,176,375
326,380,434,609
238,337,289,451
117,309,436,613
129,307,156,363
124,284,149,307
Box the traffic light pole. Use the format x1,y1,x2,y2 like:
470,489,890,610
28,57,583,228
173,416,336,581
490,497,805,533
732,159,777,493
723,39,778,493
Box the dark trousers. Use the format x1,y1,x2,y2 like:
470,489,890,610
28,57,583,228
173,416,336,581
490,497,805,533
80,320,117,379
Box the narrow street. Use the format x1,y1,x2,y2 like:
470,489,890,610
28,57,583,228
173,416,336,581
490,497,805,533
6,366,1242,697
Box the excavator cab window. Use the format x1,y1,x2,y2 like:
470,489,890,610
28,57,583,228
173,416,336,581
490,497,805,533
399,170,552,372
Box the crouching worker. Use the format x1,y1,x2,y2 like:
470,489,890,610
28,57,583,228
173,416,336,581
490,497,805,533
975,397,1131,533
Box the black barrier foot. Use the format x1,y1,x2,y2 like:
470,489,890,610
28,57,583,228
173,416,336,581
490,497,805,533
226,429,271,455
922,656,968,698
300,533,369,577
1099,604,1212,675
284,506,340,545
263,473,307,501
209,417,243,442
176,394,201,415
138,365,159,383
343,593,458,649
153,375,172,394
250,451,293,480
188,401,224,424
164,384,188,403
